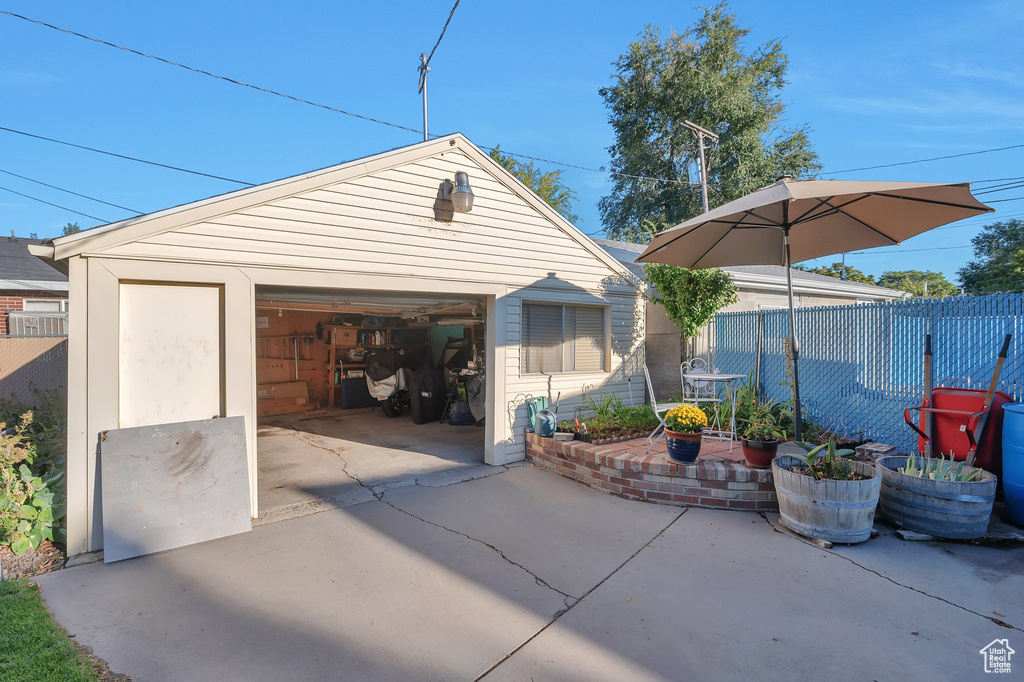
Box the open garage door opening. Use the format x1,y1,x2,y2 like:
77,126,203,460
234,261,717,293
254,285,488,523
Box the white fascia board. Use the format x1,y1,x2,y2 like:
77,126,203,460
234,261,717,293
0,279,69,292
726,271,909,300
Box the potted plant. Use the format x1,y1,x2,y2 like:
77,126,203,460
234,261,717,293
772,439,881,544
875,454,996,539
739,405,785,468
662,404,707,463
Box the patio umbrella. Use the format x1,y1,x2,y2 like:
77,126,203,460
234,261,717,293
635,177,993,441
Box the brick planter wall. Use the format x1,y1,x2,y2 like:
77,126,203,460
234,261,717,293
526,433,778,512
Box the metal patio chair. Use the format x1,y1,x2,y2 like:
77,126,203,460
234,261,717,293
643,364,688,453
681,357,726,438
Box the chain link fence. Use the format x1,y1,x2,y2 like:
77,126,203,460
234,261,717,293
714,294,1024,452
0,336,68,404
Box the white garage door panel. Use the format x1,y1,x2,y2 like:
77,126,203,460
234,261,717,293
119,283,222,428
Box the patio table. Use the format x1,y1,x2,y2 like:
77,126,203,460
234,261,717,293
681,371,746,451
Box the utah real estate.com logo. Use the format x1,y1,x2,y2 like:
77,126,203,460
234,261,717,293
980,639,1014,674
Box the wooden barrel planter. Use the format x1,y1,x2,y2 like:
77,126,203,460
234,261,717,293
772,456,881,544
875,455,996,539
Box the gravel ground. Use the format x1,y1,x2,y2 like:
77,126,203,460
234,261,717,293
1,540,66,579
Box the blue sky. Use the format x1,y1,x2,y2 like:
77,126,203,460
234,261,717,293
2,0,1022,283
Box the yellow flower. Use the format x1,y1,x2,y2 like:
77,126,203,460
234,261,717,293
664,404,708,434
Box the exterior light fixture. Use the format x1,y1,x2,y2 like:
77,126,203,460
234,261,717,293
449,171,474,213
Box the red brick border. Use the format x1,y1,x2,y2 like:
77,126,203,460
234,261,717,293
526,432,778,512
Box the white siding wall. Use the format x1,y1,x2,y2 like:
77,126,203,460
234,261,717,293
86,147,645,468
503,288,645,461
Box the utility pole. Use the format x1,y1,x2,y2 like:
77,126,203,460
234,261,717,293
417,53,430,141
682,120,719,213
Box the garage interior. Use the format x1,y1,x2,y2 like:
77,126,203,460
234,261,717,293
254,286,487,522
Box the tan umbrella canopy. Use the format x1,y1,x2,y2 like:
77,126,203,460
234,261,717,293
636,177,993,440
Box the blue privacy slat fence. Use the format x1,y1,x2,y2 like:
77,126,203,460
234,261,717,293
713,294,1024,453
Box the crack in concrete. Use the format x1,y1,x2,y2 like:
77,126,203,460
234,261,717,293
758,513,1022,633
474,510,689,681
283,430,572,607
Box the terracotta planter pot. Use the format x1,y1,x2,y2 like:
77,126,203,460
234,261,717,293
741,439,779,468
665,429,702,463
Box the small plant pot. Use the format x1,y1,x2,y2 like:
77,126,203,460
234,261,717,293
740,439,779,468
665,429,702,463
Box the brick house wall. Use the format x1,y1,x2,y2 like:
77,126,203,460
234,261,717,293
0,290,67,335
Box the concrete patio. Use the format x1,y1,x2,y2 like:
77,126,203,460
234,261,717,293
36,464,1024,681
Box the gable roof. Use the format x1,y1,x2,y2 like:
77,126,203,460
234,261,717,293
594,237,909,300
32,134,638,289
0,236,68,291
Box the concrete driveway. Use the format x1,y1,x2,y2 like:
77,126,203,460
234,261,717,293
36,465,1024,681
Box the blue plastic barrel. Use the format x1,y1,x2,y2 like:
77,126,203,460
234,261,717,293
1002,403,1024,526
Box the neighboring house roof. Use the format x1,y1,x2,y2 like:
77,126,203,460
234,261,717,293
0,236,69,293
593,238,909,301
30,134,641,291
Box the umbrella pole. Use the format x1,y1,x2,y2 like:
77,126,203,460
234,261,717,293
783,226,803,442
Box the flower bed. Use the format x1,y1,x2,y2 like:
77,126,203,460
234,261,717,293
526,432,779,512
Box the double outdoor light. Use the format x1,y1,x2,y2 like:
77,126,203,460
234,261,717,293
444,171,474,213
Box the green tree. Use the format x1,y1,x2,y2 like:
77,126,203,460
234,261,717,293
488,147,579,223
598,3,821,242
60,222,81,236
796,262,875,285
958,219,1024,294
643,258,738,339
877,270,959,298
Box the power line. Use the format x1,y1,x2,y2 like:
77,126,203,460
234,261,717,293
973,175,1024,185
974,181,1024,195
0,9,424,137
0,167,143,214
827,143,1024,175
0,183,109,222
424,0,460,67
846,244,973,255
987,195,1024,203
0,10,700,188
9,10,1020,198
0,125,254,185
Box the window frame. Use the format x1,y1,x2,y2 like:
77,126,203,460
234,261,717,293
22,298,69,312
521,302,609,375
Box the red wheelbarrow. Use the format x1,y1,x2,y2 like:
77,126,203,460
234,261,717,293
904,334,1013,474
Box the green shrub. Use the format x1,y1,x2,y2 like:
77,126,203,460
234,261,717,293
0,390,67,554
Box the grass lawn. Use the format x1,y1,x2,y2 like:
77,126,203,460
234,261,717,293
0,579,100,682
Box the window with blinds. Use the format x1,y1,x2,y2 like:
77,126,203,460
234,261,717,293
522,303,606,373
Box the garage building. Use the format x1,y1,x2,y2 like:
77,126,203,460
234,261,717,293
31,134,645,555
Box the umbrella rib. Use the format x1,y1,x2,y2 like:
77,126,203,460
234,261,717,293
790,196,836,223
647,209,770,258
790,195,871,226
817,198,899,245
740,207,783,227
689,225,739,270
649,209,781,260
872,192,994,212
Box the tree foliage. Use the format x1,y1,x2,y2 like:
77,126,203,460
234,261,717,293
643,262,738,339
958,219,1024,294
796,262,876,285
877,270,959,298
60,222,81,236
489,146,579,223
598,3,821,242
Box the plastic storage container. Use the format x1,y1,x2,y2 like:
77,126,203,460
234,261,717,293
1002,403,1024,526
